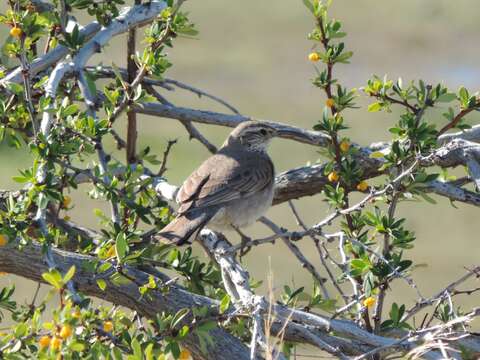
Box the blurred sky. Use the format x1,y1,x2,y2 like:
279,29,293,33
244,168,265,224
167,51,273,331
0,0,479,331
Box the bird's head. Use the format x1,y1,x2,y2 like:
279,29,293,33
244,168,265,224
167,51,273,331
223,121,277,152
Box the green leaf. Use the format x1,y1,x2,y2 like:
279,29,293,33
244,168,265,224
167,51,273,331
42,269,63,289
368,102,382,112
219,294,230,314
115,233,128,260
178,325,189,338
436,93,456,103
37,193,49,210
335,51,353,64
63,265,76,283
351,259,369,270
145,343,154,360
315,299,337,312
5,82,23,95
14,323,28,338
419,192,437,204
11,176,30,183
459,86,469,102
131,338,142,360
96,279,107,291
166,341,181,359
98,262,112,273
302,0,314,14
70,341,86,352
369,151,385,158
197,321,216,332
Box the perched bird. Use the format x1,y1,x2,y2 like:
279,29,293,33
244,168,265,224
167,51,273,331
156,121,284,245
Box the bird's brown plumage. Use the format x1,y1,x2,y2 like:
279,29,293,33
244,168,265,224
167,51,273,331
156,121,276,245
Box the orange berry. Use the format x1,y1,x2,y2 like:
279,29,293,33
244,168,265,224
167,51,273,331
50,336,62,350
38,335,51,349
105,245,116,258
325,98,335,108
179,348,192,360
308,52,320,62
103,321,113,333
339,140,350,153
327,171,339,183
356,181,369,192
72,310,81,319
10,26,22,38
0,235,8,247
363,296,375,308
0,272,7,276
62,196,72,208
59,324,72,339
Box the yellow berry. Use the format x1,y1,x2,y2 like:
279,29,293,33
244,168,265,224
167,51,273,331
356,181,369,192
38,335,51,349
50,336,62,350
105,245,116,258
72,310,81,319
10,26,22,38
363,296,375,308
325,98,335,108
62,195,72,208
59,324,73,339
0,235,8,247
179,349,192,360
103,321,114,333
63,215,71,222
308,52,320,62
339,140,350,153
0,272,8,276
327,171,339,183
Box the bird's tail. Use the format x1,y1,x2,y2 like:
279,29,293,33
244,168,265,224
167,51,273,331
155,210,215,245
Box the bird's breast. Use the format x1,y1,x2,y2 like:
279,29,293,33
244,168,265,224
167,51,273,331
209,184,274,230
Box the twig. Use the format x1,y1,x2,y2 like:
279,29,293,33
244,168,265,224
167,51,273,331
353,334,411,360
110,128,127,149
403,266,480,322
158,139,177,176
145,85,218,153
288,200,346,303
162,78,240,114
259,217,329,295
126,23,138,164
17,35,38,135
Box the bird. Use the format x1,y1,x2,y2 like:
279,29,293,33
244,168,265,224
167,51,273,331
156,121,283,246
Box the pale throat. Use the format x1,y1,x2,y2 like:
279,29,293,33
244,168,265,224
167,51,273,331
246,141,270,152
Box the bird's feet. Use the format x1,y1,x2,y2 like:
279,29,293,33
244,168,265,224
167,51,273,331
233,226,253,259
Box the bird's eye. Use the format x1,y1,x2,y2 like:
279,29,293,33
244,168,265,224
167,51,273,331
260,129,267,136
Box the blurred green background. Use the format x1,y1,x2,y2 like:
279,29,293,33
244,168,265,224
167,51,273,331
1,0,479,346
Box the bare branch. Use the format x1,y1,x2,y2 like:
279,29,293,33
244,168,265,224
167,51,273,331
135,103,332,147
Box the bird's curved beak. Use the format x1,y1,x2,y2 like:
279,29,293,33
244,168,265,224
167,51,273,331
276,126,312,141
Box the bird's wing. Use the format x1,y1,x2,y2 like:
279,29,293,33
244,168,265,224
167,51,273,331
176,151,274,214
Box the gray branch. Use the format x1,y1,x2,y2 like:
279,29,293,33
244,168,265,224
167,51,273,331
0,243,250,360
135,103,332,147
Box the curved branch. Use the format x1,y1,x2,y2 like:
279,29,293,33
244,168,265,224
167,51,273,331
135,103,332,147
0,243,250,360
